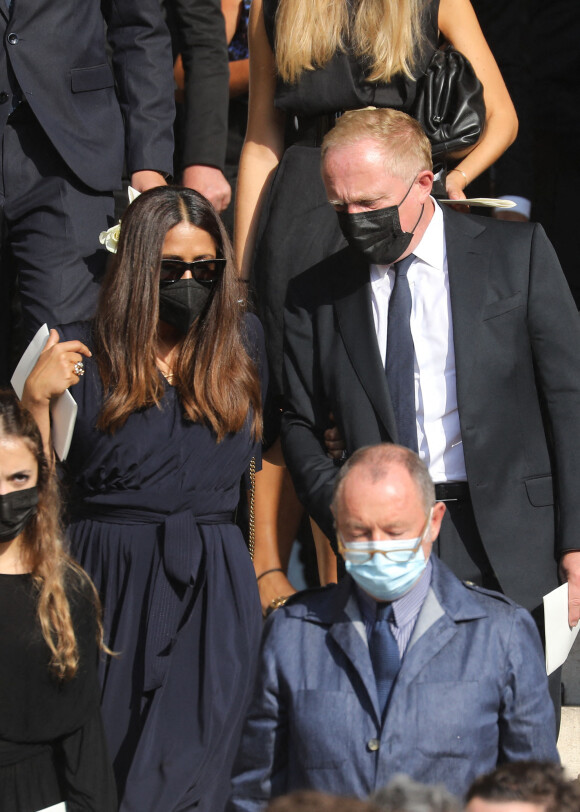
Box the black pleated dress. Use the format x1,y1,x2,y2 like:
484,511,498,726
253,0,440,427
58,316,265,812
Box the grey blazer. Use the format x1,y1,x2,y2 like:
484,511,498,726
228,557,558,808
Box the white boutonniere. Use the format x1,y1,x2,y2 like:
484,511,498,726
99,186,141,253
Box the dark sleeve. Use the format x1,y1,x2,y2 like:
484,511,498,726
57,708,117,812
56,321,93,344
280,279,338,543
170,0,230,170
244,312,268,477
56,574,117,810
244,312,269,414
101,0,175,177
526,224,580,555
261,0,277,50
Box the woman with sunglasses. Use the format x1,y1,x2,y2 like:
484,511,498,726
22,186,265,812
0,390,116,811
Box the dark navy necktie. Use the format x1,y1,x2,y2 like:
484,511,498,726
386,253,418,452
369,603,400,720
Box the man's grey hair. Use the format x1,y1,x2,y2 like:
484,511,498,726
371,774,461,812
331,444,436,517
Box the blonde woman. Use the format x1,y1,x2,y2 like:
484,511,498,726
237,0,517,610
0,391,116,811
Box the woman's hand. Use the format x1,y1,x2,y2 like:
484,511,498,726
439,0,518,188
444,169,470,212
23,329,92,406
255,567,297,617
21,329,91,463
445,169,468,201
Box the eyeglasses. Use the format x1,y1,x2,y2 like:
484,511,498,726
159,257,227,286
338,508,433,564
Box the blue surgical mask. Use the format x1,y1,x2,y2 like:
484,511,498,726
340,509,432,601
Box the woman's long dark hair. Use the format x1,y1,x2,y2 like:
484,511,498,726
92,187,262,440
0,391,105,680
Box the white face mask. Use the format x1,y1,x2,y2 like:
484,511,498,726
340,510,432,601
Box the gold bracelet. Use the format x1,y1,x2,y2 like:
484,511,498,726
450,167,468,185
265,595,289,617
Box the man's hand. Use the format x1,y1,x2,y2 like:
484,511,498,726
130,170,167,193
559,550,580,627
323,413,346,460
182,165,231,212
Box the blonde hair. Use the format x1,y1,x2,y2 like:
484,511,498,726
275,0,428,84
0,391,105,681
321,107,433,182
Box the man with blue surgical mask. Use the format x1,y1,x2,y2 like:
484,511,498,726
228,445,558,810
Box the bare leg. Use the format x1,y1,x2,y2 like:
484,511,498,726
310,519,338,586
252,439,302,613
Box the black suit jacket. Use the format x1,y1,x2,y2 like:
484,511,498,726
0,0,175,191
281,205,580,611
164,0,230,172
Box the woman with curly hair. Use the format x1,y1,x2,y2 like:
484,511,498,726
0,390,116,811
23,186,265,811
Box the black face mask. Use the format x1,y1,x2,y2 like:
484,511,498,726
0,486,38,543
336,179,424,265
158,279,213,334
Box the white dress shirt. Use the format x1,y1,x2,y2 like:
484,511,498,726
370,200,467,483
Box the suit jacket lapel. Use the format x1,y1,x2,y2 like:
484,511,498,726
394,557,487,689
315,577,383,723
332,248,398,440
443,206,490,406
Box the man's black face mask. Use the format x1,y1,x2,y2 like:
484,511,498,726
336,178,423,265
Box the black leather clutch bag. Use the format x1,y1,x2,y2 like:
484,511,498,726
411,44,486,159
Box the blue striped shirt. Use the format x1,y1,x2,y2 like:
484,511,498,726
354,558,433,659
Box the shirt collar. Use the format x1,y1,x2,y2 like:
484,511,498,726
370,198,445,282
412,198,445,271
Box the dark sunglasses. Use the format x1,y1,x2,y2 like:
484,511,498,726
159,257,227,286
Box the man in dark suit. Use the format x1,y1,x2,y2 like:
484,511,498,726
165,0,232,211
281,108,580,623
0,0,175,372
228,445,557,808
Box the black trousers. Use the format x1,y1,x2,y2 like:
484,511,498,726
0,105,115,380
435,497,500,590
